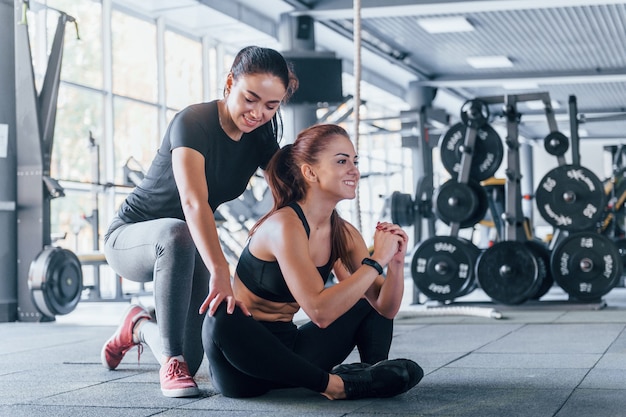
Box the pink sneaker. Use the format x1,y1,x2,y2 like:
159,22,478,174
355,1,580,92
160,357,200,397
101,304,151,370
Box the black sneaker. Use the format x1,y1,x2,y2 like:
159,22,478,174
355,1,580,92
332,358,423,400
331,362,371,374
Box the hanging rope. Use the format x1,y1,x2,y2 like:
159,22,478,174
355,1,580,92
353,0,363,232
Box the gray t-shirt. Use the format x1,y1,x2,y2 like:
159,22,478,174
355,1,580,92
118,100,278,222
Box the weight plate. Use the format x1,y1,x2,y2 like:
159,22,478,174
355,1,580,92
476,241,541,305
550,232,622,301
29,246,83,318
439,122,504,181
411,236,480,301
456,238,482,297
434,179,489,228
524,240,554,300
460,99,489,128
434,180,477,226
543,131,569,157
613,238,626,287
390,191,415,227
536,165,606,231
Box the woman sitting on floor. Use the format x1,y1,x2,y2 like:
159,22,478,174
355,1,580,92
201,123,423,400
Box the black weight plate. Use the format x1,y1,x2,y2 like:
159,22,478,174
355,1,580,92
476,241,540,305
465,180,490,228
614,238,626,287
456,238,482,297
439,122,504,181
29,246,83,317
536,165,606,231
550,232,622,301
411,236,479,301
543,131,569,156
434,180,478,225
390,191,415,227
460,99,489,128
434,179,489,228
524,240,554,300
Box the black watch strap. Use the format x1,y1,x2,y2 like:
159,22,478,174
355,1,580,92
361,257,383,275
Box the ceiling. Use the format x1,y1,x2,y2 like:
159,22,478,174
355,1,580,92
113,0,626,148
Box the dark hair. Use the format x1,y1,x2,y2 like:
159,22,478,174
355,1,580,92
227,46,299,143
227,45,299,101
252,124,355,272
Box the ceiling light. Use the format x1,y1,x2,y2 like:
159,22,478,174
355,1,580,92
417,17,474,34
502,81,539,90
466,55,513,69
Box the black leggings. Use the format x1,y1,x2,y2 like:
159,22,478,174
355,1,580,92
202,299,393,398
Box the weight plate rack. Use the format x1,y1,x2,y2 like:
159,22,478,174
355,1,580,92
395,93,624,306
410,99,499,302
475,94,547,305
534,95,622,301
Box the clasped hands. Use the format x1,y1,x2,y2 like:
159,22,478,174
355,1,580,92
372,221,408,266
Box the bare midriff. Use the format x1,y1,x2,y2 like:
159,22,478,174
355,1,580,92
232,275,300,322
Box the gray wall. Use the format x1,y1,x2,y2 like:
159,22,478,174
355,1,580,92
0,1,18,322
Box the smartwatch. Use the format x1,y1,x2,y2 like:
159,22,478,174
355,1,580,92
361,257,383,275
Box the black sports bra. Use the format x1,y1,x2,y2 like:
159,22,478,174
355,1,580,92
236,202,334,303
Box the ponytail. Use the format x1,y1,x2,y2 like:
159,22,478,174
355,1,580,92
250,144,305,235
266,144,302,206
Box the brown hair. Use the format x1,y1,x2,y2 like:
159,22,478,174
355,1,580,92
252,124,356,272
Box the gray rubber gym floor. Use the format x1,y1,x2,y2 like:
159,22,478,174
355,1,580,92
2,282,626,417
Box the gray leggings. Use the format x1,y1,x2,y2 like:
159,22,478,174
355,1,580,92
104,216,209,375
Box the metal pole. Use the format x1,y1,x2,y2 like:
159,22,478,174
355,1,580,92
569,95,581,166
405,82,436,304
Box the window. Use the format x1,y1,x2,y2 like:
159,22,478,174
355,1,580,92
49,0,103,89
112,97,159,185
24,1,104,253
51,85,104,183
111,11,157,102
165,30,203,110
